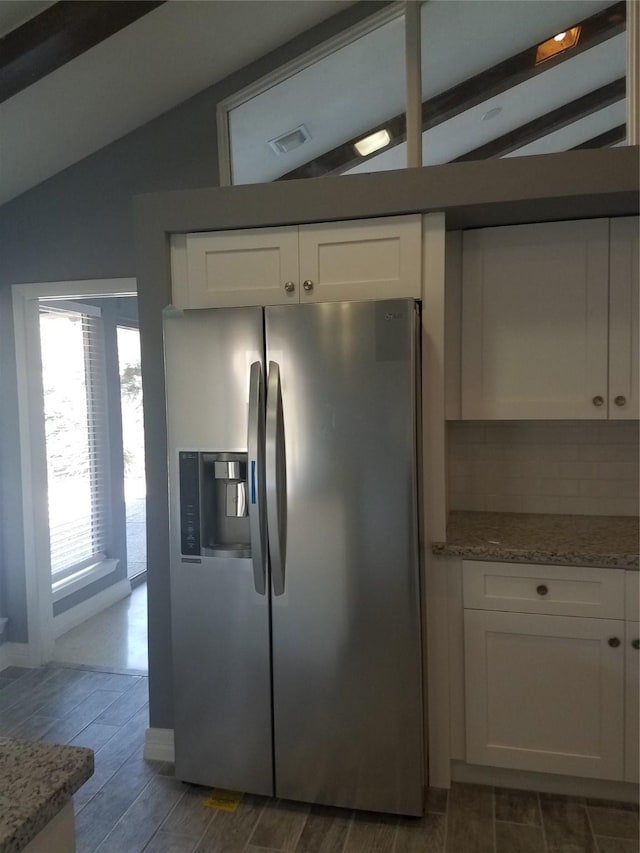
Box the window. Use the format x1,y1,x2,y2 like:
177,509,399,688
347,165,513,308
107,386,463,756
219,0,628,184
39,302,111,584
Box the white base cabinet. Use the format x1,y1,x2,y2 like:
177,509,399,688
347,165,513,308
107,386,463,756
625,572,639,783
463,560,639,784
464,609,625,780
625,620,639,783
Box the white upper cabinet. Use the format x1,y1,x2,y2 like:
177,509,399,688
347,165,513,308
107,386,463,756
297,216,421,303
461,219,610,419
171,215,421,309
178,226,300,308
609,217,639,420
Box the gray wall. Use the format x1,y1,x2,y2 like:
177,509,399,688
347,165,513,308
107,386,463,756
0,1,383,704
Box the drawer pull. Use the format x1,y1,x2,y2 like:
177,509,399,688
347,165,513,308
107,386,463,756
614,395,627,407
592,395,604,407
608,637,621,648
536,584,549,596
633,639,640,650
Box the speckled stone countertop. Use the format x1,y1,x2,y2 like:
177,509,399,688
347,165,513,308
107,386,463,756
0,737,93,853
431,511,639,569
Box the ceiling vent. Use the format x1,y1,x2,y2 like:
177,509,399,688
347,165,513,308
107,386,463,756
267,124,311,155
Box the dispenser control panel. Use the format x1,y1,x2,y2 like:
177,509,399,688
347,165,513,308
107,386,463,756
179,451,201,557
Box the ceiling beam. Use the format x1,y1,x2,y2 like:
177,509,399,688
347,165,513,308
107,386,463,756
452,78,625,161
572,124,626,149
0,1,165,104
278,1,626,180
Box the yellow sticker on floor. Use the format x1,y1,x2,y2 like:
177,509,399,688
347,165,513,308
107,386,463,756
203,788,243,812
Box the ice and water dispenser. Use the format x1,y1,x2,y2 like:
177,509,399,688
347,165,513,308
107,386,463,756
179,451,251,559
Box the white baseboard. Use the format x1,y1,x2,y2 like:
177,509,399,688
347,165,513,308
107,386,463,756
144,728,175,763
53,578,131,639
0,641,39,670
452,760,639,803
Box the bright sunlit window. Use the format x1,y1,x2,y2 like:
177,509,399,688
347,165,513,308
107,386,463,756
39,303,110,582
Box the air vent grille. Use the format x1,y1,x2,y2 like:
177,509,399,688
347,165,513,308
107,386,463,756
267,124,311,155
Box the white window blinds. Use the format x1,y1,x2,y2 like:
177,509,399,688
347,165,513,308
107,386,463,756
39,302,111,579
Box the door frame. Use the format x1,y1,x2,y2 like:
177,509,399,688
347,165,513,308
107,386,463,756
12,278,136,665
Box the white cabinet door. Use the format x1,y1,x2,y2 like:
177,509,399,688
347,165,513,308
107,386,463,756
461,219,610,419
182,227,299,308
464,609,625,779
298,215,421,303
609,217,639,420
625,620,639,783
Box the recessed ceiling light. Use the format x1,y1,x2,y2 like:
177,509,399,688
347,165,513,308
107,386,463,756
481,106,502,122
267,124,311,155
354,129,391,157
536,26,581,64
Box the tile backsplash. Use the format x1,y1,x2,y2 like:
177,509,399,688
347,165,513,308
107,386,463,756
448,420,639,516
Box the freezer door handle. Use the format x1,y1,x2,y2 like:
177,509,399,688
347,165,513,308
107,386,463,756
248,361,267,595
265,361,287,596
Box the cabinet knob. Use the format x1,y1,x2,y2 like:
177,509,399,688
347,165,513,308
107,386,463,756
592,395,604,407
536,584,549,596
608,637,621,648
614,395,627,407
633,639,640,650
303,280,314,292
284,281,296,293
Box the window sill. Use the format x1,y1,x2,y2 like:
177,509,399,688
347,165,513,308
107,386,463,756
51,558,119,603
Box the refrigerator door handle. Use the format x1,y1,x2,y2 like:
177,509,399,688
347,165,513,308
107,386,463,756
248,361,267,595
265,361,287,596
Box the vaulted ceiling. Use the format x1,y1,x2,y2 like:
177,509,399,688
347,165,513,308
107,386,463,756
0,0,629,207
0,0,350,206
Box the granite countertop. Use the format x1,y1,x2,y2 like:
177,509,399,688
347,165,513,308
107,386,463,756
431,511,639,569
0,738,93,853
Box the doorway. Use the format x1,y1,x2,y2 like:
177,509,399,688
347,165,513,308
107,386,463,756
117,323,146,583
12,280,147,672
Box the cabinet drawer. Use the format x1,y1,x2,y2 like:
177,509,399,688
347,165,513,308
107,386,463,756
463,560,625,618
626,573,639,622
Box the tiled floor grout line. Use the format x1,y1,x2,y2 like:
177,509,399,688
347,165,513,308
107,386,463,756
243,795,270,852
442,790,449,853
491,786,497,853
187,802,220,853
74,722,148,816
290,805,310,853
536,792,551,853
584,804,601,853
340,807,356,853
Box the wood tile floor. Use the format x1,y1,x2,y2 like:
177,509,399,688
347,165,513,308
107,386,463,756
0,663,638,852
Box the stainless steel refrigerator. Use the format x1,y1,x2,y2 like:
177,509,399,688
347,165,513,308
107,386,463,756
164,298,424,816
